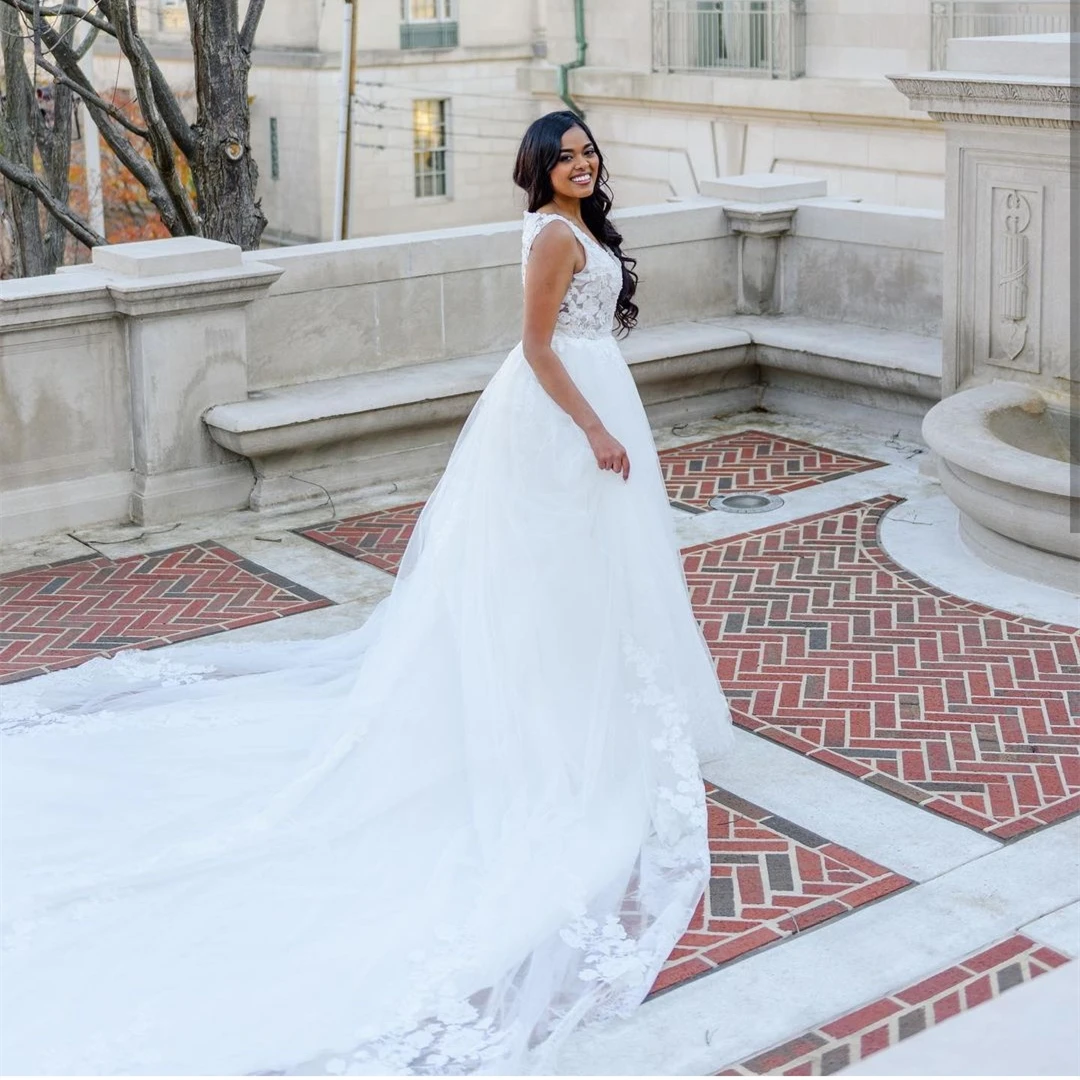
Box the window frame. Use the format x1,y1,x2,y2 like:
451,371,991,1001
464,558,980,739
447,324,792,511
400,0,455,23
411,98,450,201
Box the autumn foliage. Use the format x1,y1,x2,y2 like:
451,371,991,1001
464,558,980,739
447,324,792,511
65,89,194,261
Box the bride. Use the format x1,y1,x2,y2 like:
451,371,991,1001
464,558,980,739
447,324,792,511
0,111,732,1076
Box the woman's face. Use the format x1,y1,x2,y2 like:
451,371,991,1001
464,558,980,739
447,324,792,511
549,125,598,201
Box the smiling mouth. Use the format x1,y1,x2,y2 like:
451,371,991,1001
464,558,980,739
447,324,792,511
571,174,593,185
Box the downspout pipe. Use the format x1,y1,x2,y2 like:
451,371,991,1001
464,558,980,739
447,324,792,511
557,0,587,119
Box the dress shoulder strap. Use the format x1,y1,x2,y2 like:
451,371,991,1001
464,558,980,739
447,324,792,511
521,212,585,269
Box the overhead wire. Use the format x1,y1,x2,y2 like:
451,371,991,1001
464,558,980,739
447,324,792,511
353,95,534,132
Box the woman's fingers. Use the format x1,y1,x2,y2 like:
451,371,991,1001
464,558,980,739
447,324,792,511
599,452,631,480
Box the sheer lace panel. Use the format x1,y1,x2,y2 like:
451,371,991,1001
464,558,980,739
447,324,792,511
521,212,622,340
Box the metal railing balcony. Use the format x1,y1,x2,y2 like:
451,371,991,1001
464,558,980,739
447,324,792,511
929,1,1071,70
651,0,806,79
400,20,459,50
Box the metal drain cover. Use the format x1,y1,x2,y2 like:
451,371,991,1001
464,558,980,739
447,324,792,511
708,492,784,514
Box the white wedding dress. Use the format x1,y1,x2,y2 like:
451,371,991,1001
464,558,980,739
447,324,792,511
0,212,732,1076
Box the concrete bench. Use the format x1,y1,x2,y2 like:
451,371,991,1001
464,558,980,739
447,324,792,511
712,315,943,439
204,322,753,511
205,316,940,512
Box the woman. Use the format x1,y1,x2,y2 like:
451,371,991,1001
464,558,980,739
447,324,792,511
0,112,731,1075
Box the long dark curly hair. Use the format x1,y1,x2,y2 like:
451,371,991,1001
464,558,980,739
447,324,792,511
513,111,639,336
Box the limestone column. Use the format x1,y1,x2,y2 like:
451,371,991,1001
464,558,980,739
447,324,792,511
90,237,282,525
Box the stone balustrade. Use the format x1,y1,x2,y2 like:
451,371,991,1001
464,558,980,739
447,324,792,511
0,184,944,544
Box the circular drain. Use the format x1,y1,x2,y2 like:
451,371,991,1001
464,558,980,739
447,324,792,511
708,492,784,514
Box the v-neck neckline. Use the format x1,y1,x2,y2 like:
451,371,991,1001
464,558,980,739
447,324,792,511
530,210,605,252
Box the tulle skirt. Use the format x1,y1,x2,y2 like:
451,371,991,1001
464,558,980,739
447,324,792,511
0,332,732,1075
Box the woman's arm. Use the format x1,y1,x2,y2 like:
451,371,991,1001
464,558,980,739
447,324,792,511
522,223,630,480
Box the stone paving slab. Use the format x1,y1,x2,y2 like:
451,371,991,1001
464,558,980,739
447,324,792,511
687,496,1080,839
703,731,1001,883
0,544,333,683
553,819,1080,1076
715,935,1071,1075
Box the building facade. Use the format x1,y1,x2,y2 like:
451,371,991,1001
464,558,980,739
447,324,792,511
93,1,1069,243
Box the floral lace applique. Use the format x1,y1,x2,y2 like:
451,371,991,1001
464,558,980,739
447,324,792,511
1,652,217,735
559,913,658,987
521,213,622,340
622,635,709,839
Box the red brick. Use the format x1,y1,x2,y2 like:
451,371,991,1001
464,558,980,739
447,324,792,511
961,935,1033,974
703,927,783,967
860,1024,892,1057
821,997,903,1038
839,874,910,909
1035,793,1080,824
777,900,848,933
922,798,995,831
1032,947,1070,970
989,816,1038,840
934,990,963,1024
650,957,711,993
964,973,994,1009
742,1034,828,1074
896,966,969,1005
821,844,891,878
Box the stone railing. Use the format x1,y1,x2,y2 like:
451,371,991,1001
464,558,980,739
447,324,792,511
0,185,943,544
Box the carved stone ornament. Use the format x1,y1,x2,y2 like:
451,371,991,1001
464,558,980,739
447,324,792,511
887,75,1079,129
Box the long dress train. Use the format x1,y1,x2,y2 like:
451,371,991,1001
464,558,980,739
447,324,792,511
0,211,732,1075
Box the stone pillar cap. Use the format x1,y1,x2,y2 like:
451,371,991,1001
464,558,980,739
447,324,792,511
92,236,242,278
701,174,828,203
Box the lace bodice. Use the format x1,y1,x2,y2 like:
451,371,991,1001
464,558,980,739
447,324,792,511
522,211,622,340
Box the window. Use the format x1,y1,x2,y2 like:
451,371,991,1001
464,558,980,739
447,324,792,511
400,0,458,49
413,100,448,199
402,0,454,17
157,0,188,34
269,118,279,181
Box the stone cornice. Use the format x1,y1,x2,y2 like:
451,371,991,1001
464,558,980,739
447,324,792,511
888,74,1079,129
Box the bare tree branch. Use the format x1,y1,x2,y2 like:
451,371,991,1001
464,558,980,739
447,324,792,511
0,0,114,35
33,51,149,138
72,21,98,60
0,152,105,248
239,0,265,54
108,0,198,234
29,10,192,235
97,0,196,159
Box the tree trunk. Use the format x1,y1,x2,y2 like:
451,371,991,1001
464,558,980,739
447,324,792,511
41,12,79,268
187,0,266,249
0,6,47,276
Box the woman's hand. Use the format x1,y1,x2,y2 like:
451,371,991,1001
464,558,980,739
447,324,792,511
586,425,630,480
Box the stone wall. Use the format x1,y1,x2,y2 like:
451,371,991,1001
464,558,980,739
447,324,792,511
785,200,944,336
243,201,739,392
0,194,942,544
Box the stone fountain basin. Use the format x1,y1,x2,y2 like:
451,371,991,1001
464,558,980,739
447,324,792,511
922,381,1078,588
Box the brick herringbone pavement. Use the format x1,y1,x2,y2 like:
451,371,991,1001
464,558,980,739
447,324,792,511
655,785,909,995
296,503,425,574
0,544,332,683
717,935,1071,1075
661,430,885,513
686,496,1080,839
